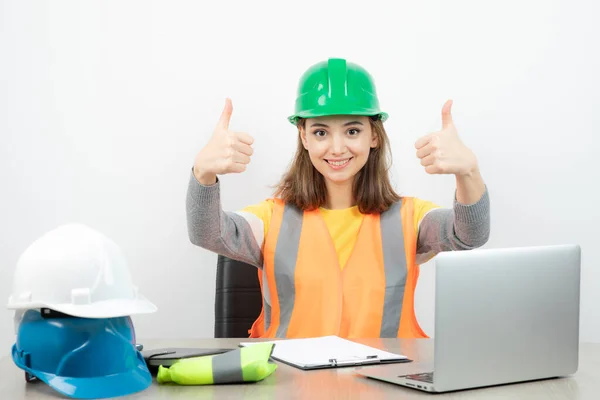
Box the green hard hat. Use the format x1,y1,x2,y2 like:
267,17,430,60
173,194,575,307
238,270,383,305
288,58,388,125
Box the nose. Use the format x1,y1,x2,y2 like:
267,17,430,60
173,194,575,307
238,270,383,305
330,133,346,156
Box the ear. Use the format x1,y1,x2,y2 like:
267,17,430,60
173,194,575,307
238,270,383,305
300,127,309,150
370,131,379,148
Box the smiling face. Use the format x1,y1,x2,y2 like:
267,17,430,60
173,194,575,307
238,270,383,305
300,115,378,186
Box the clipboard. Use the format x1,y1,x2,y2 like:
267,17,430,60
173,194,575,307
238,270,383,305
240,335,412,370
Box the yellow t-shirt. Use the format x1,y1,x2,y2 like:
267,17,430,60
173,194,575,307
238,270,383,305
242,198,440,269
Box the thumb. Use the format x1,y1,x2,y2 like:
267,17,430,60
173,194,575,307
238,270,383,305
217,98,233,130
441,99,453,129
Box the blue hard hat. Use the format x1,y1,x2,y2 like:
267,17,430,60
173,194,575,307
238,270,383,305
11,309,152,399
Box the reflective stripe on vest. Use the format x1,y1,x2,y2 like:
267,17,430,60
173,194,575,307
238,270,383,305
250,197,426,339
274,205,303,338
379,201,407,337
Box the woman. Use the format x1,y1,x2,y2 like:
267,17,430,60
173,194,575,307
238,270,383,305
186,58,490,339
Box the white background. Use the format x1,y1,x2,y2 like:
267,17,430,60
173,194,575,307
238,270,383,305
1,0,598,354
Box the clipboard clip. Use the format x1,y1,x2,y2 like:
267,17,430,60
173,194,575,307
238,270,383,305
328,355,381,366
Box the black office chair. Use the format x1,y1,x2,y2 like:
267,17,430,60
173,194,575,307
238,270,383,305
214,254,263,338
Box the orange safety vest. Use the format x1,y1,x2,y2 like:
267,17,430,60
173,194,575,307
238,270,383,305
249,197,427,339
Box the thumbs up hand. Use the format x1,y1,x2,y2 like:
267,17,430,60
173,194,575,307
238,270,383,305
414,100,478,176
193,99,255,185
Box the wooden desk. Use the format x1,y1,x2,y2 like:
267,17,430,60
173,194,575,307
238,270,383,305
1,338,597,399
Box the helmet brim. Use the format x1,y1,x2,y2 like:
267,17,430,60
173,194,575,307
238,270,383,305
12,345,152,399
7,293,157,318
288,111,389,125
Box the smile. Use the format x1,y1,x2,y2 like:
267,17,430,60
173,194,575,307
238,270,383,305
325,158,353,170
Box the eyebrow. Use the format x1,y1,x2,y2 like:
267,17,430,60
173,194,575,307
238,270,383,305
309,121,364,128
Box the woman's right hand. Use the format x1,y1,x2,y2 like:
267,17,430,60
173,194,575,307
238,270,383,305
193,99,255,185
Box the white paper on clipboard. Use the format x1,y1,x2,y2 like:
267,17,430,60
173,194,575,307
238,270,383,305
240,335,410,370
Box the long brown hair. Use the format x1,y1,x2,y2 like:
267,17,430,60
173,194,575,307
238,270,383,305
273,117,401,214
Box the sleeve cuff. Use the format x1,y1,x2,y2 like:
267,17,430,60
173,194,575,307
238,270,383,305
453,186,490,223
188,168,221,208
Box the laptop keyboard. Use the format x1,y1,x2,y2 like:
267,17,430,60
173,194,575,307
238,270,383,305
404,372,434,383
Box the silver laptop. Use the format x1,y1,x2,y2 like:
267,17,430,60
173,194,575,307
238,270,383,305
356,244,581,393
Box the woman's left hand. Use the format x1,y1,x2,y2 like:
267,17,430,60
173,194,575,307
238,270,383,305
415,100,478,176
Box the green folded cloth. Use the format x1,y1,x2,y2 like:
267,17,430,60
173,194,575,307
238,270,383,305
157,343,277,385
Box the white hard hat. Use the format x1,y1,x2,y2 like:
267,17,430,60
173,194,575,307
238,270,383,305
7,223,157,318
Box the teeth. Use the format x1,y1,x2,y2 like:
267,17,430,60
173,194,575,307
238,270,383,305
329,159,349,166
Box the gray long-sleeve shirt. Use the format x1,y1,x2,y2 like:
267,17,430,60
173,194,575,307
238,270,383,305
186,171,491,268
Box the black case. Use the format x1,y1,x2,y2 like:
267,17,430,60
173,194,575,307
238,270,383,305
141,347,233,368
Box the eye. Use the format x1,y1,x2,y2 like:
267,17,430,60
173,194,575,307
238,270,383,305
347,128,361,136
313,130,327,137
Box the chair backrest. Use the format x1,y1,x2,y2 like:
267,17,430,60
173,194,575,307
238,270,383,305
214,255,262,338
